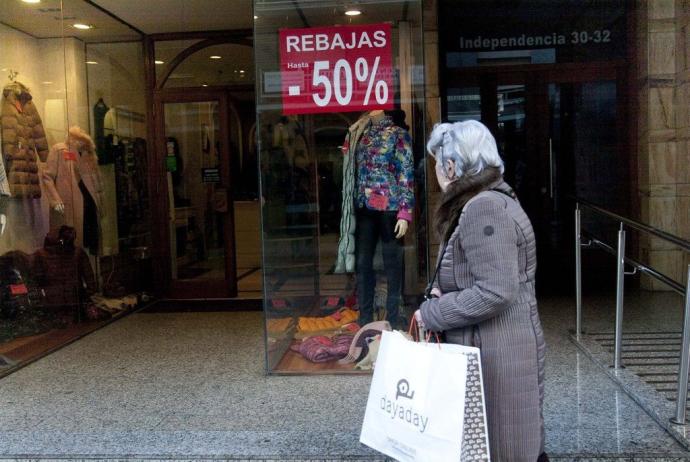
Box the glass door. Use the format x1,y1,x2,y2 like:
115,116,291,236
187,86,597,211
158,95,237,298
445,67,626,292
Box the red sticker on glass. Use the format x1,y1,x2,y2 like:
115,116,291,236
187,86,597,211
279,23,394,115
63,150,77,161
9,284,28,295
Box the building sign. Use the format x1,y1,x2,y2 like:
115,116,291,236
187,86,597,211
279,23,394,115
458,29,612,52
439,0,627,66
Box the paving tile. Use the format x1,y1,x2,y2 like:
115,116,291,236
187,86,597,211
0,292,688,459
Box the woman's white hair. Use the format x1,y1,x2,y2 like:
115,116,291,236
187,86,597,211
426,120,504,177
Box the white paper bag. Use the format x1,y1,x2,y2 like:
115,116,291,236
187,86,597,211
360,331,470,462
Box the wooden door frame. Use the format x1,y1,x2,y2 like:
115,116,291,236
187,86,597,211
152,88,238,299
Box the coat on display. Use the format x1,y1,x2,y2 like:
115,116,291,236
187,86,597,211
335,113,414,274
42,127,104,252
1,81,50,198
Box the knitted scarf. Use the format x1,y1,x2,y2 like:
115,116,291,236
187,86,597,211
434,167,506,243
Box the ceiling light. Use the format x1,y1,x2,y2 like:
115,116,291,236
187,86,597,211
210,55,222,60
239,70,245,73
253,15,258,19
345,9,362,16
73,23,93,30
86,60,98,65
155,60,164,65
21,0,42,4
42,81,52,85
202,84,208,87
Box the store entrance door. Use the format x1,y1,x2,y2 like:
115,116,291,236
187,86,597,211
446,63,629,292
155,92,237,298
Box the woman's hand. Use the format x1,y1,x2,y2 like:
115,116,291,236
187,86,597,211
414,309,425,328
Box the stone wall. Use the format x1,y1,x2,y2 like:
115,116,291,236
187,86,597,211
637,0,690,290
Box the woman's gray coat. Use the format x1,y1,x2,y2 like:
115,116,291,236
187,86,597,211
420,181,546,462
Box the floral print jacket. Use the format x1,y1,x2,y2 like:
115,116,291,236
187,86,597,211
343,115,414,222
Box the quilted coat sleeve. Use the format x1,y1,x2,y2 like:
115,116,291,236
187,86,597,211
394,129,414,222
26,101,49,162
420,196,519,331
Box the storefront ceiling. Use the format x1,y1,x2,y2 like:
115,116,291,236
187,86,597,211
92,0,253,34
0,0,141,42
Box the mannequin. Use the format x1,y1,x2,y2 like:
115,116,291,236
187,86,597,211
335,109,414,327
43,126,104,253
93,96,109,163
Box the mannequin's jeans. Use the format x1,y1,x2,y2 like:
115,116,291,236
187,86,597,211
355,208,403,327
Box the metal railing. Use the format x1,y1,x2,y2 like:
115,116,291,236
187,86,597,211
574,198,690,425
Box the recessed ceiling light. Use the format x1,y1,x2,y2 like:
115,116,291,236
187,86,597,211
239,70,245,73
210,55,222,60
345,9,362,16
202,84,208,87
85,60,98,65
42,81,52,85
155,60,164,65
21,0,42,4
73,23,93,30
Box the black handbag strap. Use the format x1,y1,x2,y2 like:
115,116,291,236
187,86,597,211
425,188,515,299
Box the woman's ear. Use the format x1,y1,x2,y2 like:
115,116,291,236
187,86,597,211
446,159,457,180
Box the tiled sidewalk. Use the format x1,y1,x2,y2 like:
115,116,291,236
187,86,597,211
0,293,688,461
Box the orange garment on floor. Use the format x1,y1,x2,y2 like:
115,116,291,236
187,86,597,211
297,308,359,333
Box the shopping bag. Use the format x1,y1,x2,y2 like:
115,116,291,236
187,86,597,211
421,340,491,462
359,330,470,462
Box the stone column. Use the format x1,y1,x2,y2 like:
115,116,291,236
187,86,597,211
638,0,690,289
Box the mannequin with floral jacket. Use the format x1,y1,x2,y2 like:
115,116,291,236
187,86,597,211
336,109,414,328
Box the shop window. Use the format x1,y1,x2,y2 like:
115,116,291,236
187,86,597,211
254,0,428,373
0,1,148,377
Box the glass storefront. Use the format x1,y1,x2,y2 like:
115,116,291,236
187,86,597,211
0,1,150,376
254,0,428,373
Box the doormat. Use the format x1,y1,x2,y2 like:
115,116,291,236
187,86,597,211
0,355,16,368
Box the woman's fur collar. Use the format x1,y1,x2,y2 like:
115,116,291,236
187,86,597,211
434,167,504,242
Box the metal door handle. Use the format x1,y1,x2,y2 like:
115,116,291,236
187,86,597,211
549,138,554,200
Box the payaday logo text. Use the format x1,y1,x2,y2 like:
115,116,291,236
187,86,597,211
379,379,429,433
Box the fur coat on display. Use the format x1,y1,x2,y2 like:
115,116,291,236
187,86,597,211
420,172,546,462
1,81,50,198
42,127,104,251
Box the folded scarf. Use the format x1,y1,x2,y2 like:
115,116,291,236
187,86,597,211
291,334,355,363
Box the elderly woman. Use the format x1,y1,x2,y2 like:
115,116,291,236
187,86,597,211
415,120,547,462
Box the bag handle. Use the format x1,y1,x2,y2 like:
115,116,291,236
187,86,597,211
408,316,441,346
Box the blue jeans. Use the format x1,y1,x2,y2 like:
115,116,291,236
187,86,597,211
355,208,403,328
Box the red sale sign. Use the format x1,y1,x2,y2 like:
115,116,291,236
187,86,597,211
279,23,394,115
